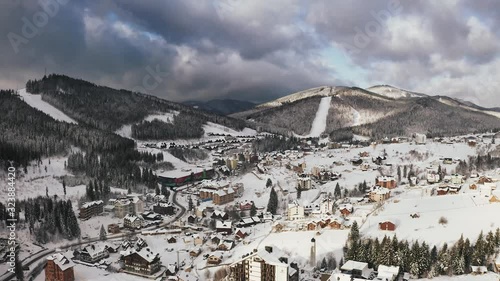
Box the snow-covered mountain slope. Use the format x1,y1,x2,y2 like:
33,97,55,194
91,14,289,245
17,88,77,124
232,85,500,139
306,96,332,137
366,85,427,99
258,86,344,108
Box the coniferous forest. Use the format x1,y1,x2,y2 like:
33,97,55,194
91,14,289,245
343,221,500,278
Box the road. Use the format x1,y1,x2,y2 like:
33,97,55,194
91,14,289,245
1,190,187,281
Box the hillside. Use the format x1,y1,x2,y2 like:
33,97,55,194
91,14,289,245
183,99,256,115
232,85,500,139
26,75,247,135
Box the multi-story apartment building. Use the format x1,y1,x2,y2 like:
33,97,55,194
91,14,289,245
122,247,162,276
79,200,104,220
229,246,298,281
114,197,143,218
45,253,75,281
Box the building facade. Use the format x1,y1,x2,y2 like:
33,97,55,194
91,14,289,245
45,253,75,281
79,200,104,220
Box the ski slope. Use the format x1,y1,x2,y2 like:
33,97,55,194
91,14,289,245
307,96,331,137
18,88,77,124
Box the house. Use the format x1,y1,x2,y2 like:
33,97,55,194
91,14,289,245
124,214,144,229
165,264,178,276
153,202,175,216
490,195,500,203
141,211,162,221
77,244,109,264
287,201,305,221
307,222,317,231
131,196,144,214
329,219,342,230
211,210,229,221
340,260,373,279
376,176,397,189
415,133,426,144
217,240,234,251
207,252,223,265
239,201,253,211
107,224,120,234
216,221,232,234
187,215,197,224
369,187,391,202
379,221,396,231
79,200,104,220
339,204,353,217
237,217,256,228
470,266,488,275
193,234,204,246
167,236,177,244
121,247,162,276
45,253,75,281
229,246,298,281
376,265,400,281
235,228,249,240
189,248,201,257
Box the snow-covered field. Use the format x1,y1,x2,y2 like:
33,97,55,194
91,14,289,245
17,88,77,124
361,193,500,246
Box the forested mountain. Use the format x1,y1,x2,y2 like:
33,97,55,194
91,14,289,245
0,89,134,167
26,74,247,132
184,99,256,115
232,85,500,139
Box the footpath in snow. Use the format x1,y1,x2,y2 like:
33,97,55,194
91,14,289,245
307,96,332,137
18,88,77,124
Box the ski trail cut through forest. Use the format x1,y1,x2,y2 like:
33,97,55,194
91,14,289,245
308,96,332,137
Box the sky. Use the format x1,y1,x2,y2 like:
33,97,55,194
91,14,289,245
1,0,500,107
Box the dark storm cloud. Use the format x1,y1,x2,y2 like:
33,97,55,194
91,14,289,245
0,0,336,102
1,0,500,106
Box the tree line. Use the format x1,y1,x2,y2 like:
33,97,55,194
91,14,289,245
344,221,500,278
131,113,205,140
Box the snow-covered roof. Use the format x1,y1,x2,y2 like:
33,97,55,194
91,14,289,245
47,253,75,271
81,244,107,259
81,200,103,209
341,260,369,271
124,214,143,222
216,221,232,229
121,247,159,263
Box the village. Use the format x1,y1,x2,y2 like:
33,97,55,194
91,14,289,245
3,132,500,281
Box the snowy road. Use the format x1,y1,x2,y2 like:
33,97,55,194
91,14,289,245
308,96,332,137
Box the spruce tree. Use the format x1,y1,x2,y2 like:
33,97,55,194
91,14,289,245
334,183,341,198
99,224,107,240
250,202,257,217
63,180,66,196
267,187,278,215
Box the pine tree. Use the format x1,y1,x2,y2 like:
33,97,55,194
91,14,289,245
267,187,278,215
46,186,48,197
334,183,341,199
99,224,106,241
397,166,402,182
188,197,194,211
321,257,327,269
349,221,360,243
266,178,272,188
250,202,257,217
155,185,160,195
63,179,66,196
